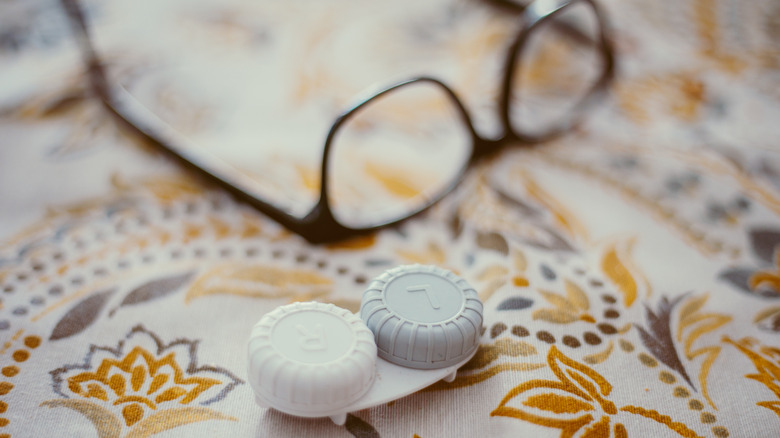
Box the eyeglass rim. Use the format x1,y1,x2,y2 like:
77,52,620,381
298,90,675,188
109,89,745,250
59,0,614,244
498,0,616,144
311,77,480,242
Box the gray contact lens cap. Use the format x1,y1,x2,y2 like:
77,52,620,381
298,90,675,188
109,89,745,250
360,264,483,369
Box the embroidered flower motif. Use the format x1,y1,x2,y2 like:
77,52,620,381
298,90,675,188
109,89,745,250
44,326,242,436
491,346,703,438
533,279,595,324
723,336,780,418
472,241,532,305
65,345,221,426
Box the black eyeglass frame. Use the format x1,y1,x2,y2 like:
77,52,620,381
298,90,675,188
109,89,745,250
60,0,614,244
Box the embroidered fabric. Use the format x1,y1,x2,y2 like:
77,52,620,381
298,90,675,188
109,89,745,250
1,0,779,436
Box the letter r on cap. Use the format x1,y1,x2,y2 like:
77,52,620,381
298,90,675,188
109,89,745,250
296,324,327,351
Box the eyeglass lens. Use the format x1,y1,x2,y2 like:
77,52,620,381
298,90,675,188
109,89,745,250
508,1,607,139
326,80,472,229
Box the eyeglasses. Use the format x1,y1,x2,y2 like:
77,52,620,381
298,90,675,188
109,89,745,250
60,0,614,244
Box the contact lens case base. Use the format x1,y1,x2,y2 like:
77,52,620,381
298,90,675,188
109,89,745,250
247,265,483,425
253,348,476,425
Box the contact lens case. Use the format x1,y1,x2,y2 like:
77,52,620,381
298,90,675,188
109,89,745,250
248,264,483,425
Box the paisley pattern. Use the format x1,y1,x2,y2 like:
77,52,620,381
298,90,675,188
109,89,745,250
2,0,780,436
46,325,241,435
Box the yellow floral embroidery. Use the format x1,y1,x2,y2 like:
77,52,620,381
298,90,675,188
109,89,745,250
66,346,220,426
186,263,333,303
518,171,589,243
601,239,650,308
533,279,595,325
397,241,448,267
464,339,538,371
101,174,204,207
364,161,430,199
44,327,239,437
491,346,703,438
583,341,614,366
692,0,748,74
723,336,780,418
475,247,529,302
676,294,731,409
426,338,544,391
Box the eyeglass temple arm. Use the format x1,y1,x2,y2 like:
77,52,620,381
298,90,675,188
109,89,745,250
58,0,333,240
60,0,112,98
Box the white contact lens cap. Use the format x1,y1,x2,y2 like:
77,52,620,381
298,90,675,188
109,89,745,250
247,302,377,418
360,264,483,369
